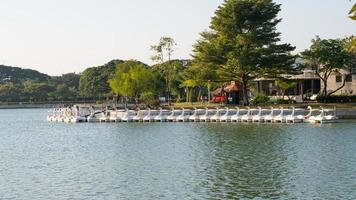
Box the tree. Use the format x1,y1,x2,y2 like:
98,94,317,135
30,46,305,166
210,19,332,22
79,60,122,98
0,65,50,85
0,82,22,102
52,73,80,89
301,37,353,96
179,63,213,103
151,37,177,105
54,84,78,100
152,59,190,102
180,79,199,103
349,3,356,51
349,3,356,20
108,60,160,106
139,92,159,107
275,79,297,102
192,0,295,105
22,80,55,101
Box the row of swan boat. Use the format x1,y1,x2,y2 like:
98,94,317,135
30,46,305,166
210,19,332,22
47,106,339,124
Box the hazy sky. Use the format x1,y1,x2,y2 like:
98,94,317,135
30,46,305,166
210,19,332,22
0,0,355,75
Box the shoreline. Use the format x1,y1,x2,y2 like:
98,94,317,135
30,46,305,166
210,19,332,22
0,104,54,109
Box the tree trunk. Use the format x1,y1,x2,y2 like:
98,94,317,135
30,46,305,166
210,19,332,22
167,88,171,106
176,94,181,103
322,79,328,96
242,82,249,105
135,94,138,107
166,79,170,106
281,90,285,101
189,88,193,104
167,60,172,106
241,76,249,105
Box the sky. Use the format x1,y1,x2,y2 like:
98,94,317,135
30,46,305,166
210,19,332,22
0,0,355,75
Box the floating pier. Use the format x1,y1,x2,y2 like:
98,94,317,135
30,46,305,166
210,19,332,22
47,106,340,124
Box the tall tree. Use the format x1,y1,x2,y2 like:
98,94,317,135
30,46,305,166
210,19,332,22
151,37,177,105
192,0,295,105
152,59,189,102
301,37,354,96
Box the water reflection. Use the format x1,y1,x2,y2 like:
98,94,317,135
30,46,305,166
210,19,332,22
187,124,295,199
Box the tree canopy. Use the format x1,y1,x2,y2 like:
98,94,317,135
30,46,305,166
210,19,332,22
0,65,82,102
109,60,161,103
349,3,356,20
192,0,295,104
151,37,177,105
79,60,122,98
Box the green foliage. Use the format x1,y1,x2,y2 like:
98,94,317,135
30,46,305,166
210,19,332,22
251,93,270,105
151,37,177,104
49,73,81,100
0,82,22,102
22,80,56,101
0,65,49,83
51,73,80,89
151,37,176,63
109,60,160,100
349,3,356,20
139,92,159,107
152,59,189,101
179,64,209,103
316,94,356,103
192,0,296,104
0,65,82,102
275,80,297,90
350,37,356,52
79,60,122,98
275,79,297,97
276,98,293,104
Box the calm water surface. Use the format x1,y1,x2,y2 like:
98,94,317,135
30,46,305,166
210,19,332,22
0,109,356,199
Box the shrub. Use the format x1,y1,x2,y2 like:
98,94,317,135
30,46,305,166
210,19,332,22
96,99,108,104
316,95,356,103
140,92,159,107
251,94,270,105
276,98,293,104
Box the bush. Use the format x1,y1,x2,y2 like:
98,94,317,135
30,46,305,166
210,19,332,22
316,95,356,103
140,92,159,107
275,98,294,104
251,94,270,105
96,99,109,104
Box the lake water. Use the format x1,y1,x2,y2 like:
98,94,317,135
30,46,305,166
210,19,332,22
0,109,356,199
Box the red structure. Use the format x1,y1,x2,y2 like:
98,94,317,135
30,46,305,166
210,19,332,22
211,81,241,104
211,88,227,103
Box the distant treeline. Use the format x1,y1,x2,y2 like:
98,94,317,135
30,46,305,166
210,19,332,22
0,59,197,103
0,64,81,102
